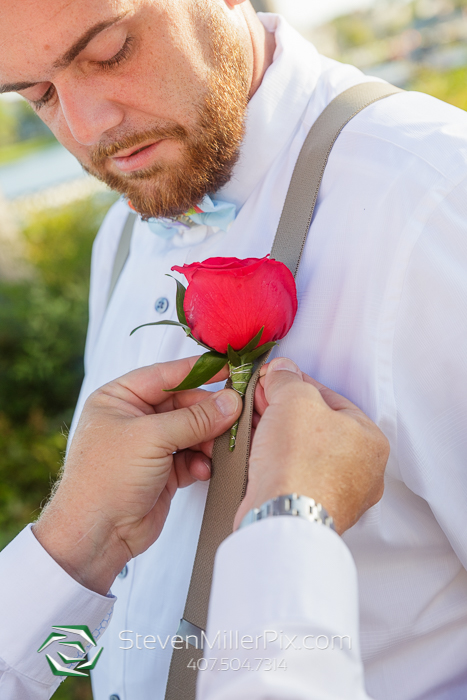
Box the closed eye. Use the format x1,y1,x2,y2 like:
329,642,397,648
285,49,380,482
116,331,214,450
30,35,135,110
31,83,56,110
93,35,134,70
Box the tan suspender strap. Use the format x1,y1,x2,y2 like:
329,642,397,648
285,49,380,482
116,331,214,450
106,210,137,308
164,81,402,700
272,81,402,275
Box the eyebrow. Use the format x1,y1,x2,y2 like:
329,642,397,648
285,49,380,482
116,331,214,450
0,12,129,95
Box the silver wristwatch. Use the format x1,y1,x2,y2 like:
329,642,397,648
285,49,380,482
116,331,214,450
239,494,335,531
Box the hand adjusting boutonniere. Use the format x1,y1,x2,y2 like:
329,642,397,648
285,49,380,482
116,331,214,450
131,256,298,450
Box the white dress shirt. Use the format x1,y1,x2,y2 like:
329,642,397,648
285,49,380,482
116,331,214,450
2,11,467,700
0,521,369,700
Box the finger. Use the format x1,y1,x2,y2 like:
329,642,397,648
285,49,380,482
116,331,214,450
154,388,242,452
154,387,211,414
173,450,211,486
262,359,363,415
187,453,211,482
172,437,216,459
204,366,230,384
262,357,308,405
254,379,268,417
114,356,229,408
255,357,303,415
154,391,219,458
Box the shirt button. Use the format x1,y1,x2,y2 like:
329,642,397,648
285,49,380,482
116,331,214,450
155,297,169,314
118,565,128,579
109,696,120,700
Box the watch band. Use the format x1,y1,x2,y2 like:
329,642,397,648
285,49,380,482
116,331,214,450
239,494,335,531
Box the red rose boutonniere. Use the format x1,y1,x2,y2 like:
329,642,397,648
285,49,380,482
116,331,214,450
131,255,298,449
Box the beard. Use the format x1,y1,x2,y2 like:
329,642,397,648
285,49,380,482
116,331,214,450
83,5,250,220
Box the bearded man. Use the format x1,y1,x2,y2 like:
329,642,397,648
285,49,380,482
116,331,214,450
1,1,467,699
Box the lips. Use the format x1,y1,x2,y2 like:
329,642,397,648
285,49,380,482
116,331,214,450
114,140,157,158
111,140,162,173
128,144,150,157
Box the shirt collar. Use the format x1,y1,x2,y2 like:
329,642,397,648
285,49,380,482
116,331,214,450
216,14,321,211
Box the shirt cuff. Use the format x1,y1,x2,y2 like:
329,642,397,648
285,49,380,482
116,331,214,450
208,516,360,635
0,525,116,688
199,517,367,700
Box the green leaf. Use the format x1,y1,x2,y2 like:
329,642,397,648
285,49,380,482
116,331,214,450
188,334,216,352
130,320,190,337
238,327,264,356
243,341,277,364
166,274,188,325
227,345,241,366
166,351,228,391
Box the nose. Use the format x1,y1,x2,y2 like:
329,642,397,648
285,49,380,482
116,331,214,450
57,80,125,146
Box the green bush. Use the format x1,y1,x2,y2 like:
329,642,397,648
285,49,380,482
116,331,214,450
0,194,117,550
410,66,467,112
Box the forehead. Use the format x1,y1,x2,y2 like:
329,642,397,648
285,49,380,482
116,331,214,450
0,0,132,84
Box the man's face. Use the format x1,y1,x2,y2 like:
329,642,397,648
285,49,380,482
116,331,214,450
0,0,251,218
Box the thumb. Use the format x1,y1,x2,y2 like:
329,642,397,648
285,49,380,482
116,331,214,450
262,357,305,404
156,388,242,452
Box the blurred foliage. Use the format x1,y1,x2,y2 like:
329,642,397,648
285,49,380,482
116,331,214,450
330,4,414,51
410,65,467,110
0,101,17,146
0,195,117,551
332,14,376,50
0,97,55,162
0,136,56,165
54,676,93,700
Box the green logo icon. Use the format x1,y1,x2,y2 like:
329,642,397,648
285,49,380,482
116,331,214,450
37,625,103,677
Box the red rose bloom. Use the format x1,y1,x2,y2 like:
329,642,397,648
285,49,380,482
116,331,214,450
171,256,298,354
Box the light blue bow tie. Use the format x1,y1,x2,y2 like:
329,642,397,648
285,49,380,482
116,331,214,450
146,195,236,240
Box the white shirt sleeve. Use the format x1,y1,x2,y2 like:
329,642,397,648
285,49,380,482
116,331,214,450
198,517,371,700
0,526,116,700
392,175,467,566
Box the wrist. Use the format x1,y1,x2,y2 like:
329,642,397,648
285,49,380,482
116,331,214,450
237,477,343,532
33,488,129,596
238,493,335,532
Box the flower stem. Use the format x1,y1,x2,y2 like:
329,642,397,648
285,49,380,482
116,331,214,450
228,361,254,451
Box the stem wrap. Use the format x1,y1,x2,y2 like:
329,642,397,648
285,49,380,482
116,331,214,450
228,361,254,451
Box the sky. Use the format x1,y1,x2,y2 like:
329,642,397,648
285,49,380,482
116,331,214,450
275,0,378,28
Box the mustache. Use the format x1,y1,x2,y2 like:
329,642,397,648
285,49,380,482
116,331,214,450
90,124,187,164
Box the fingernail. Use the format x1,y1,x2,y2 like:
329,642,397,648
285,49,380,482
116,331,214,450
202,458,211,473
269,358,301,375
214,390,239,416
